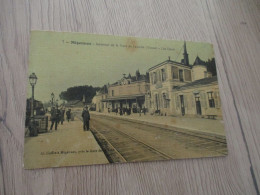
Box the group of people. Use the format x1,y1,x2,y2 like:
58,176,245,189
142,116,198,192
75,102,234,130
114,107,146,116
49,105,91,132
50,106,72,131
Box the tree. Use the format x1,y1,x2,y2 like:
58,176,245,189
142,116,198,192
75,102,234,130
59,85,101,103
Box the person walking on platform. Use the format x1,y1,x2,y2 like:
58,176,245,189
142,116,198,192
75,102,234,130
82,106,90,131
66,109,71,122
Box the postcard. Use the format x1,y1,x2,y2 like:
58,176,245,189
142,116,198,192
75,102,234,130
24,31,227,169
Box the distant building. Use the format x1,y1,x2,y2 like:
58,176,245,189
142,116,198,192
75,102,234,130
92,85,108,112
102,70,150,112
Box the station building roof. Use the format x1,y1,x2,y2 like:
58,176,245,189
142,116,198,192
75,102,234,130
148,59,192,72
173,76,218,91
193,56,207,66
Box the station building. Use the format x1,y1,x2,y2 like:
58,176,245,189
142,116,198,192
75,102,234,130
105,71,150,112
147,42,222,118
93,71,150,113
93,41,222,118
172,76,221,117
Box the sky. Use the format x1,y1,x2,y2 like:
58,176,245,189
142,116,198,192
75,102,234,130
27,31,215,103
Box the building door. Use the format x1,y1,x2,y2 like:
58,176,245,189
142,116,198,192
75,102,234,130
180,95,185,116
195,96,202,115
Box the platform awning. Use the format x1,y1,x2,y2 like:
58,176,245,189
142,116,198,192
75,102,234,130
102,94,145,102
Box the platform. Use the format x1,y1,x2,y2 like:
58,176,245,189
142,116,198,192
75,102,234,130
24,117,109,169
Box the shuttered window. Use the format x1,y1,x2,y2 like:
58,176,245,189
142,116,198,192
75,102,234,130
179,70,184,82
153,72,157,84
172,66,179,79
184,69,192,81
158,70,162,82
161,68,167,82
207,92,215,108
150,73,153,84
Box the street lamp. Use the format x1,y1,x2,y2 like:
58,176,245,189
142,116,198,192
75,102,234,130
29,73,37,118
29,72,37,136
51,92,54,106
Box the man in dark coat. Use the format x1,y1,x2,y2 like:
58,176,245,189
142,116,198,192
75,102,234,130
50,106,59,130
82,106,90,131
66,109,71,122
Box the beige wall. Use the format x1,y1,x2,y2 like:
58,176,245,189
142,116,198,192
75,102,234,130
93,94,108,112
148,62,192,115
172,83,222,118
192,65,208,81
149,63,192,85
108,81,149,97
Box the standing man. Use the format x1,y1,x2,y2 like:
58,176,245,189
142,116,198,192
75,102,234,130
50,106,59,131
82,106,90,131
66,109,71,122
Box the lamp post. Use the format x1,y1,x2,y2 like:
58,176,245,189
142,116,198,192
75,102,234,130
29,73,37,118
29,73,37,136
51,92,55,107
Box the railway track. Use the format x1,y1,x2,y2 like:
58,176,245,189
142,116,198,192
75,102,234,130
76,113,227,163
93,114,228,156
76,114,173,162
118,118,228,155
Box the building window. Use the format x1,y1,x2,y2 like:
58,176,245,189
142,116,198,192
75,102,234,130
162,93,169,108
112,90,114,96
184,69,191,81
207,92,215,108
153,72,157,84
150,73,153,84
161,69,166,82
179,69,184,82
172,66,178,79
195,94,200,102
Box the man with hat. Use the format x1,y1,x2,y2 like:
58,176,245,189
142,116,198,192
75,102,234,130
82,106,90,131
50,106,59,131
